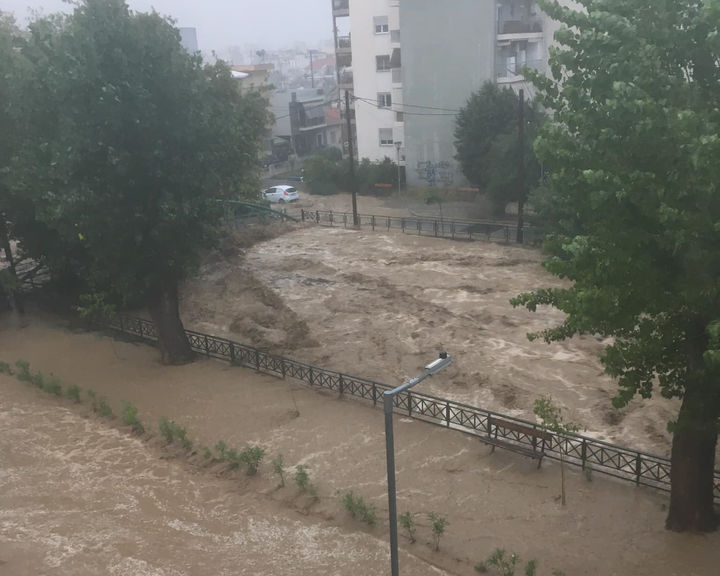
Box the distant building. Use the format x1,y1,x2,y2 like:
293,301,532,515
331,0,563,188
178,27,198,53
231,64,275,92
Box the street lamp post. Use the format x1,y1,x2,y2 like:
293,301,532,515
394,140,402,197
384,352,453,576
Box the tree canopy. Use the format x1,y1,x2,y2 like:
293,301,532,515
513,0,720,531
5,0,268,362
454,81,541,215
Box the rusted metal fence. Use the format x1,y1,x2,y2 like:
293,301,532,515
299,209,542,244
107,314,720,502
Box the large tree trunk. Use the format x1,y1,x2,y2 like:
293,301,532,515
666,327,719,532
146,279,194,365
0,218,24,314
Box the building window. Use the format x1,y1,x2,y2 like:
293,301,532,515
374,16,389,34
395,111,404,122
377,92,392,108
379,128,394,146
376,55,391,71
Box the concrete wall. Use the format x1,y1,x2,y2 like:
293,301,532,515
400,0,496,188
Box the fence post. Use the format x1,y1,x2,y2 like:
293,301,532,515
281,358,286,379
581,439,587,470
401,218,405,233
301,209,305,222
407,391,412,416
343,213,347,228
371,215,375,231
635,453,642,486
445,402,451,427
372,383,377,406
204,335,210,356
229,342,236,364
487,413,492,438
255,349,260,371
434,220,438,237
338,374,344,397
316,210,320,224
451,223,455,240
329,211,334,227
505,226,510,243
309,367,315,386
387,216,391,230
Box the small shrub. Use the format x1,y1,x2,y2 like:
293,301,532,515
525,560,537,576
240,444,265,476
272,454,285,487
43,374,63,396
157,418,191,449
428,512,448,551
0,360,13,375
294,464,310,491
342,491,377,527
97,398,114,418
399,511,416,543
30,371,45,389
121,402,145,434
226,448,241,470
66,384,82,403
215,440,228,460
15,360,31,382
203,446,212,459
476,548,542,576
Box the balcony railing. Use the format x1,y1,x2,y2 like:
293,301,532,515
337,35,352,53
332,0,349,16
339,70,353,88
497,18,543,37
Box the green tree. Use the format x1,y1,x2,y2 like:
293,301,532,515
513,0,720,532
454,81,541,215
15,0,267,363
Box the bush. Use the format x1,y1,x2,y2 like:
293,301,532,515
399,511,416,543
240,444,265,476
66,384,82,403
341,491,377,527
121,402,144,434
215,440,228,460
15,360,31,382
43,374,63,396
272,454,285,487
294,464,310,491
158,418,190,449
0,360,13,375
428,512,448,551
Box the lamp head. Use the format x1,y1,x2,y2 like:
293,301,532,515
424,352,452,375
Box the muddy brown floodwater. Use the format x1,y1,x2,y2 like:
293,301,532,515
1,319,718,575
183,217,678,455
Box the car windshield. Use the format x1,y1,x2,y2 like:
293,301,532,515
286,187,297,193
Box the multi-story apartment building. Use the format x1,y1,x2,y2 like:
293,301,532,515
332,0,557,188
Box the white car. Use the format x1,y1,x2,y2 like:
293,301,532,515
262,185,299,203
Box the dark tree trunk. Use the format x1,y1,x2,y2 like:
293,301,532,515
146,279,194,365
0,219,24,314
666,327,719,532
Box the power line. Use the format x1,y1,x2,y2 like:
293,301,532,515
352,96,458,116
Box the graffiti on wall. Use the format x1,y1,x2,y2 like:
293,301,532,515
416,160,455,187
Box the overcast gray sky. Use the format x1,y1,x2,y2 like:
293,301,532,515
3,0,334,54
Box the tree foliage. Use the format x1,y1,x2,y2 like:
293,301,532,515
513,0,720,531
454,81,541,214
7,0,268,362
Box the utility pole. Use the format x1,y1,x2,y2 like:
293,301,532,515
516,88,525,244
345,89,358,226
309,49,315,88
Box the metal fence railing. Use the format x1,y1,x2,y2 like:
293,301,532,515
107,314,720,502
299,209,543,245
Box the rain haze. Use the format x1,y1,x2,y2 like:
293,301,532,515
3,0,334,56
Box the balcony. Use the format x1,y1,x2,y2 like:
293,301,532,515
332,0,349,17
497,19,543,42
339,69,353,90
336,35,352,54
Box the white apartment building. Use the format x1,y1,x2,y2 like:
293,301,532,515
332,0,560,188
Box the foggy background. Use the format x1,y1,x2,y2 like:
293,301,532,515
2,0,334,57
